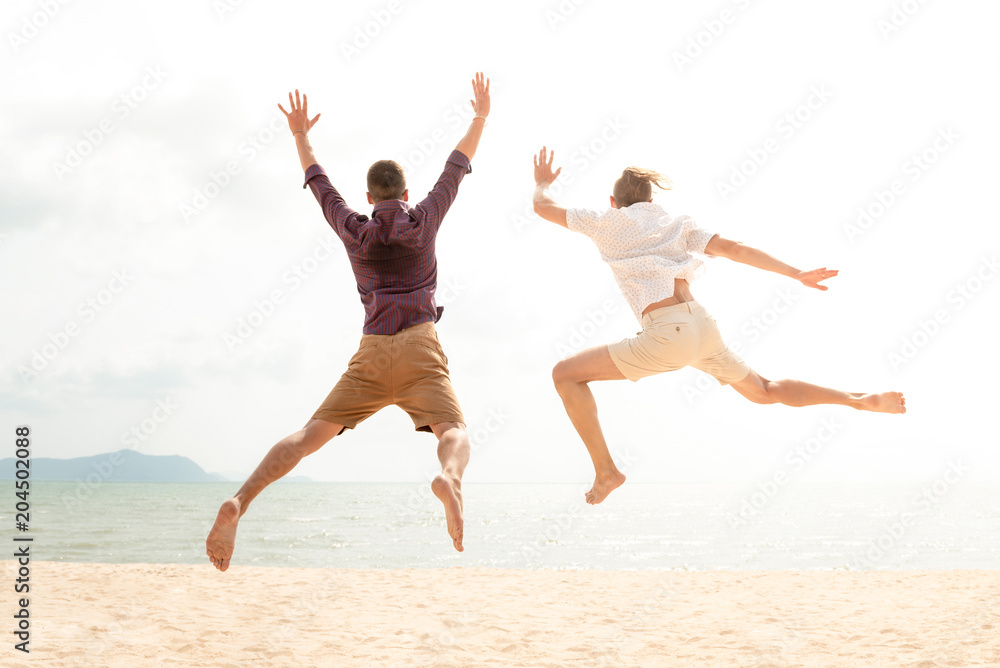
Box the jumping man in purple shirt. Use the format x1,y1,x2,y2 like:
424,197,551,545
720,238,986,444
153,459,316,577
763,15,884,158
206,73,491,570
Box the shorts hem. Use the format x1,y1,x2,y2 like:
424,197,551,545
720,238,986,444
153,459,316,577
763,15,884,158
412,414,466,432
311,412,360,431
606,342,649,382
715,366,752,387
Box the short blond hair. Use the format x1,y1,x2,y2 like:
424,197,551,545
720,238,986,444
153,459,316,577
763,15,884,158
613,167,672,208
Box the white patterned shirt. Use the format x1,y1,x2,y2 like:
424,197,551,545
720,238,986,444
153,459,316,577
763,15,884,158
566,202,717,322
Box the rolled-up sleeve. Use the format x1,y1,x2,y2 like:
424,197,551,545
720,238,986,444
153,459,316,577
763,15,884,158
303,163,326,189
683,218,716,254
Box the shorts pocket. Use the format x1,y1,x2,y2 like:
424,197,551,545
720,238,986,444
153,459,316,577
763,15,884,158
647,320,690,341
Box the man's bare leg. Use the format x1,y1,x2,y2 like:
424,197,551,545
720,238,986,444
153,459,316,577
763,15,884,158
552,345,629,505
430,422,472,552
205,418,344,572
731,370,906,413
429,421,470,552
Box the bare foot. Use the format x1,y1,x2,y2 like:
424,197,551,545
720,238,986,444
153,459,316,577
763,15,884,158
859,391,907,414
431,474,464,552
206,498,241,572
585,470,627,505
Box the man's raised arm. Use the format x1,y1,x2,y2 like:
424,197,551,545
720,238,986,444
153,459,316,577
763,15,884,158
279,89,361,236
278,89,322,171
413,73,490,225
454,72,490,161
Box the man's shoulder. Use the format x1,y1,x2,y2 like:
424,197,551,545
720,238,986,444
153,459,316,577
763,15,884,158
626,202,689,226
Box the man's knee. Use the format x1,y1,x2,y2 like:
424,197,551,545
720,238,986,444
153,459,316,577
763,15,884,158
552,360,575,389
734,375,775,404
430,421,467,440
299,420,341,454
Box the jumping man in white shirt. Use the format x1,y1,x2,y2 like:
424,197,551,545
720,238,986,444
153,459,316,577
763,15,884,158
530,147,906,505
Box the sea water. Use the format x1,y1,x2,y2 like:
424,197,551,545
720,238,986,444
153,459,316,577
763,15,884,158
7,481,999,570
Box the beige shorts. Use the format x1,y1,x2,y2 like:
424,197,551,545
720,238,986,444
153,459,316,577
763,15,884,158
312,322,465,433
607,301,750,385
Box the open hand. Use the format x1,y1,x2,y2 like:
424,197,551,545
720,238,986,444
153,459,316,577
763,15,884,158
471,72,490,118
278,89,321,135
795,267,839,290
533,146,562,186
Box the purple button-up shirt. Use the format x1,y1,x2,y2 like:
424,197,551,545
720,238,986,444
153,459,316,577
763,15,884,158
303,150,472,335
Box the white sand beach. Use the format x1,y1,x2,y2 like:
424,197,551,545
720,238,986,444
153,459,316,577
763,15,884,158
5,562,998,666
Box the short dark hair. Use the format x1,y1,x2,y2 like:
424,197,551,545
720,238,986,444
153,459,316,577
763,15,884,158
612,167,672,208
367,160,407,203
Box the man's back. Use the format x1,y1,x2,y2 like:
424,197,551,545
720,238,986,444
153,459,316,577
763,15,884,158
303,150,472,334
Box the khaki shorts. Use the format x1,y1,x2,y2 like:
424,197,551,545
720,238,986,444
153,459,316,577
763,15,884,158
312,322,465,433
607,301,750,385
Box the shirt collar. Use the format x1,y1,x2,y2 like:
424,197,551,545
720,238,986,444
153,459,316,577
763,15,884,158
371,199,408,218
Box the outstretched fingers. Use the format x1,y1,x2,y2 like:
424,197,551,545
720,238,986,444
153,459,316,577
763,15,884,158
545,147,561,178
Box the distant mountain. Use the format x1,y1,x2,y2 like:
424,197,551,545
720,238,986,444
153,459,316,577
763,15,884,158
2,450,225,483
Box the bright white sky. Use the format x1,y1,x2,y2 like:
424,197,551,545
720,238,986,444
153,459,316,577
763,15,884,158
2,0,998,484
